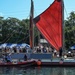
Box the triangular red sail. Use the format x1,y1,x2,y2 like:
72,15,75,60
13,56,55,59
34,0,63,51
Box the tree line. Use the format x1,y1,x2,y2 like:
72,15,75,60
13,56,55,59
0,11,75,49
0,17,38,45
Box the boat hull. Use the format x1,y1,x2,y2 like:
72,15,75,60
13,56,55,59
36,59,75,67
0,60,36,67
41,62,75,67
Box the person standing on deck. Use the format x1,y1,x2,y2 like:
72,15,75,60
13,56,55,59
24,54,27,61
5,53,12,63
59,47,63,58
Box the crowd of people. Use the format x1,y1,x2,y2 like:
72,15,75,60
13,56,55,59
0,46,29,54
0,44,54,54
0,44,75,63
0,46,29,63
0,44,62,56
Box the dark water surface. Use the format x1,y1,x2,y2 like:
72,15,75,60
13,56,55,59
0,66,75,75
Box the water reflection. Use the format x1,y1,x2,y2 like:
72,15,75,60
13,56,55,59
0,67,75,75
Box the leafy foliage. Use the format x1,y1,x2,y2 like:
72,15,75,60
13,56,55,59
0,17,39,45
65,11,75,49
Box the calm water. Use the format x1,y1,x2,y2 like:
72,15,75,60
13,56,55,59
0,66,75,75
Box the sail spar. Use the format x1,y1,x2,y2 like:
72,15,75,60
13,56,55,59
34,0,63,51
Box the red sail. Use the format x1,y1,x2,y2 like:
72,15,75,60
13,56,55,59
34,0,63,51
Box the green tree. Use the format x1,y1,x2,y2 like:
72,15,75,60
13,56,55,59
0,16,4,43
65,11,75,49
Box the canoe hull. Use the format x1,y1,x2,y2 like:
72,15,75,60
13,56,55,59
0,60,36,67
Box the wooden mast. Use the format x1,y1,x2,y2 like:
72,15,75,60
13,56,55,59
62,0,65,51
59,0,64,57
29,0,34,50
